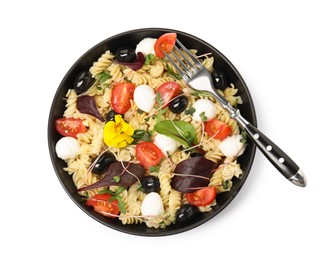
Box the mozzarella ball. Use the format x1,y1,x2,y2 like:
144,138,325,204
55,136,80,160
154,134,180,155
135,38,157,56
133,84,156,112
218,135,246,158
192,99,217,122
141,192,164,216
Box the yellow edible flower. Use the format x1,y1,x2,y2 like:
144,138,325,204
103,115,134,148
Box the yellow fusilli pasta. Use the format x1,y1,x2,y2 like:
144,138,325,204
56,41,246,229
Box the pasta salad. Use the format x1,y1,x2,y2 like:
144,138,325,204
54,33,247,228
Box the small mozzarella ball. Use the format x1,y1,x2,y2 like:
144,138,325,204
192,99,217,122
154,134,180,155
135,38,157,56
55,137,80,160
218,135,246,158
133,84,156,112
141,192,164,216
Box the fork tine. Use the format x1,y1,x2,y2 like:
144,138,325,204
163,52,189,82
176,39,203,69
171,46,194,79
173,45,198,74
163,39,204,83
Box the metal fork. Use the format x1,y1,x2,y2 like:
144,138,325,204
164,39,307,187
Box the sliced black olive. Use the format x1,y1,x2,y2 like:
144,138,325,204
175,204,200,226
115,47,137,62
91,152,116,175
140,176,160,193
106,110,120,122
169,95,188,114
211,69,228,90
73,71,94,94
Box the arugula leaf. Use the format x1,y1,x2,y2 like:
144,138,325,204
154,120,198,148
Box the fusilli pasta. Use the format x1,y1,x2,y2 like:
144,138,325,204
56,38,246,229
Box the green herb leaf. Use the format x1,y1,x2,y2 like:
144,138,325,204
199,112,207,122
240,129,248,144
153,92,169,124
117,199,126,214
155,92,163,107
98,189,114,195
191,89,213,98
166,64,182,80
115,186,126,195
81,196,88,203
98,188,127,214
137,184,144,192
97,70,112,84
154,120,198,147
145,54,156,65
132,129,152,143
137,109,144,114
124,76,132,83
149,165,160,173
113,176,120,183
184,106,196,116
223,180,229,189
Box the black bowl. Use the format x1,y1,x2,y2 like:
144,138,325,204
48,28,257,236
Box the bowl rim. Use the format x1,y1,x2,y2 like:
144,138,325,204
48,27,257,236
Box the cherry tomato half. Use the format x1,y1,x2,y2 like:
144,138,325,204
55,118,86,138
86,193,119,218
204,119,232,141
156,81,181,106
136,142,165,170
186,187,217,207
111,82,135,114
154,33,177,58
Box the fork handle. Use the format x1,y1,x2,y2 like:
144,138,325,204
234,112,306,187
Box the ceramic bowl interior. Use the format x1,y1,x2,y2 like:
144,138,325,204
48,28,257,236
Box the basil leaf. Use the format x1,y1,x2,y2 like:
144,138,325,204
154,120,198,147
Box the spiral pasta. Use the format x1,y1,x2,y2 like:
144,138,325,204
89,51,115,77
158,158,173,209
57,41,246,229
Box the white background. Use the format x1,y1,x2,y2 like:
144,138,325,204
1,0,328,259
